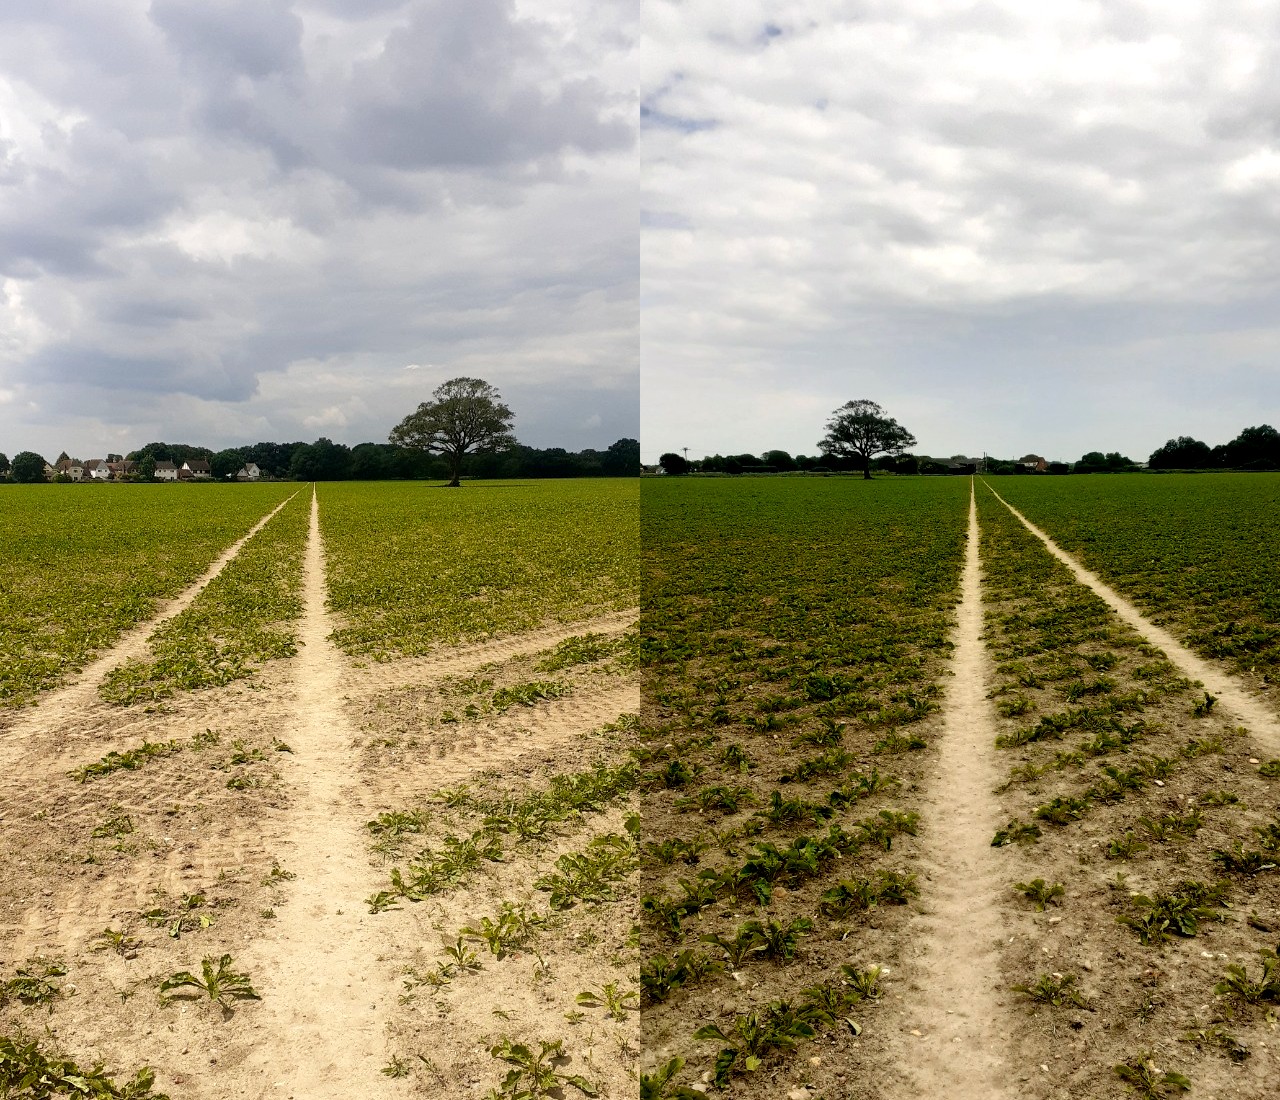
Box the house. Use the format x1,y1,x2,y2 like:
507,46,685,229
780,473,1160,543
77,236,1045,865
106,459,136,480
84,459,111,480
181,459,212,480
235,462,261,481
1017,453,1048,473
155,460,179,481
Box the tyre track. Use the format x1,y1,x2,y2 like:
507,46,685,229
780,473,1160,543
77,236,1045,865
0,492,298,768
362,681,639,807
882,480,1016,1099
981,479,1280,756
339,610,637,703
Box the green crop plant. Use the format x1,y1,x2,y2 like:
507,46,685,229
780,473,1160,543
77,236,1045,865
640,950,722,1003
1179,1024,1250,1063
1259,759,1280,777
575,982,638,1020
462,903,546,958
1211,842,1278,876
640,1057,704,1100
160,954,259,1009
228,739,265,764
779,747,856,782
1034,794,1091,826
1214,949,1280,1003
719,742,754,771
92,810,134,839
872,731,927,754
694,1003,819,1085
1,960,66,1009
1192,691,1217,717
1013,879,1065,911
742,917,814,962
840,964,882,1000
535,825,637,909
757,790,832,826
536,633,615,672
992,821,1042,846
1012,972,1087,1008
443,936,481,971
674,785,754,813
485,1038,599,1099
643,837,709,866
0,1036,170,1100
1119,881,1230,943
857,809,920,850
1254,821,1280,850
1114,1055,1190,1098
1107,831,1150,860
72,739,181,781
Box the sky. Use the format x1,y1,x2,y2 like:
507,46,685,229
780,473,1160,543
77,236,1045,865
642,1,1280,464
0,0,637,460
7,4,1280,468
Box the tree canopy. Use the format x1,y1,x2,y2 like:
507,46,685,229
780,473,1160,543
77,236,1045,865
10,451,47,483
389,377,516,487
818,399,917,479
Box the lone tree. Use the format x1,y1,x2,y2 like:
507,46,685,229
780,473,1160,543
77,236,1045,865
658,452,689,475
819,399,916,479
390,376,516,487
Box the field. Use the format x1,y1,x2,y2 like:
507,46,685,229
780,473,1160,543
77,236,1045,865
637,474,1279,1100
0,484,295,709
989,473,1280,698
2,471,1278,1099
0,480,639,1100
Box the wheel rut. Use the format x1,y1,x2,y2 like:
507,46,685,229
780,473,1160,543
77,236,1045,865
981,479,1280,756
883,480,1016,1100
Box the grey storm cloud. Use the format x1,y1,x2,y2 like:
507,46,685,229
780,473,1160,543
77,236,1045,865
0,0,637,458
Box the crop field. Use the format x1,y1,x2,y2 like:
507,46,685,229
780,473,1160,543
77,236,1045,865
0,484,295,710
638,474,1279,1100
639,478,969,1099
976,481,1280,1099
3,470,1278,1099
990,473,1280,696
0,479,639,1100
320,480,638,660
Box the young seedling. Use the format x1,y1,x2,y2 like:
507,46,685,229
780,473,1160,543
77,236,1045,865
485,1037,599,1099
991,821,1041,846
575,982,639,1020
160,954,260,1010
1214,949,1280,1003
1114,1055,1190,1098
1013,879,1065,911
1012,972,1087,1008
443,936,482,972
0,960,66,1009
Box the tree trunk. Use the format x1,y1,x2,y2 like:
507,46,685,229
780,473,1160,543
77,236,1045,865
862,454,873,480
446,451,463,487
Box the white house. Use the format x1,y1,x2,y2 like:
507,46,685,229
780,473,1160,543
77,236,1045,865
155,460,178,481
85,459,111,480
236,462,261,481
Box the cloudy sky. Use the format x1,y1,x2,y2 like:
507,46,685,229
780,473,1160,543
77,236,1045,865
643,1,1280,463
0,0,636,459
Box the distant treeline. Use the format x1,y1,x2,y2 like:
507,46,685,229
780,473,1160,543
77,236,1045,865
0,437,640,482
129,437,641,481
664,424,1280,476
